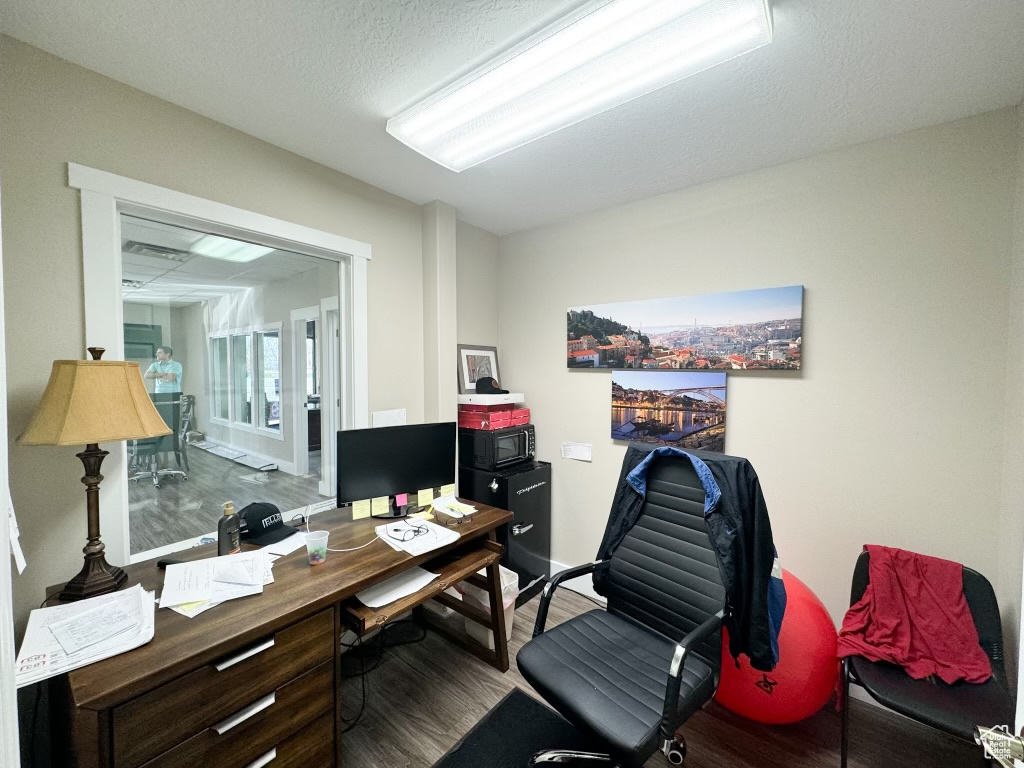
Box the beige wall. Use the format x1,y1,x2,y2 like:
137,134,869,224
498,110,1021,645
0,36,425,629
1007,103,1024,707
456,221,500,349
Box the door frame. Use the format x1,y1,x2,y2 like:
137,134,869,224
290,306,320,477
0,175,21,766
69,163,371,565
319,299,341,499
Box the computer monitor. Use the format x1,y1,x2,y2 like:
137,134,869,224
336,422,456,517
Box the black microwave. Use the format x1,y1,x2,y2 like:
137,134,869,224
459,424,535,471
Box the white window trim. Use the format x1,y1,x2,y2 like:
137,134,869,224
209,322,286,438
69,162,370,566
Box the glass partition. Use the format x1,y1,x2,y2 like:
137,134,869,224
120,214,340,557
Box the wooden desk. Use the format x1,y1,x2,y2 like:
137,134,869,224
51,503,513,768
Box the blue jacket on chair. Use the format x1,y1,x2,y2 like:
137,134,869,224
594,444,786,672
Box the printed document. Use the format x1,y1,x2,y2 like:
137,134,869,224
159,551,270,609
15,584,155,688
356,566,439,608
374,519,459,557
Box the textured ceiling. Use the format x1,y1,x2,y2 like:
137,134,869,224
2,0,1023,234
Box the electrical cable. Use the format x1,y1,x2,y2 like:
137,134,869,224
293,512,382,553
338,619,428,732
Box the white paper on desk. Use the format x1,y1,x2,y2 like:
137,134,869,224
431,493,476,519
356,566,438,608
170,554,274,617
262,531,306,557
214,560,261,586
160,551,268,608
15,585,154,688
375,527,403,551
8,488,25,574
376,520,459,557
48,603,137,655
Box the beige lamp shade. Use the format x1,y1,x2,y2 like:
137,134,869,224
18,358,172,446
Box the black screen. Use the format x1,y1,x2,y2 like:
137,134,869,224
336,422,456,505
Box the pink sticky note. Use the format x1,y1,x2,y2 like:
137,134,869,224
395,493,408,506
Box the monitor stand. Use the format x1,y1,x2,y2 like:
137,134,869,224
370,497,419,519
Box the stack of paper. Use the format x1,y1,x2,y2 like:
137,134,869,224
159,551,273,618
375,519,460,556
15,584,155,688
356,566,439,608
431,493,477,519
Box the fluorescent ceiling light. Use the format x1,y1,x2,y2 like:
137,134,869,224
387,0,772,172
190,235,275,263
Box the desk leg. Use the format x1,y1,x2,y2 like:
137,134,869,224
485,532,510,672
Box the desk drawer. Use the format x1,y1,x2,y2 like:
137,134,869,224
115,609,334,768
235,711,334,768
140,661,333,768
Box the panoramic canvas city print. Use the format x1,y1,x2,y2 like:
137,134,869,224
568,285,803,370
611,371,727,451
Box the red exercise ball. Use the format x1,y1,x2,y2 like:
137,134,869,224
714,570,838,724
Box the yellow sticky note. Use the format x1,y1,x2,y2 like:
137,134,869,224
409,510,432,520
352,499,372,520
440,483,456,497
371,496,390,516
417,488,434,507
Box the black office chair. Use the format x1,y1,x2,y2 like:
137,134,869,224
840,550,1014,767
129,394,188,488
517,455,727,767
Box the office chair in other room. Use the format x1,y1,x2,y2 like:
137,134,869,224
840,550,1014,768
129,394,188,488
517,455,727,767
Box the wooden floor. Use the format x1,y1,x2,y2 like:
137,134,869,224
128,445,327,553
342,589,985,768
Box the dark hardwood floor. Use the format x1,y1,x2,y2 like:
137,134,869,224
128,445,327,554
341,589,987,768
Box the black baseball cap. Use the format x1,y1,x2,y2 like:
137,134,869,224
239,502,293,545
475,376,509,395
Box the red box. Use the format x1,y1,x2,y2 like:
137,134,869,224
510,407,530,421
459,403,515,413
509,414,530,426
458,412,512,430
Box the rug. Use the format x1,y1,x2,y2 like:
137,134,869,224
433,688,603,768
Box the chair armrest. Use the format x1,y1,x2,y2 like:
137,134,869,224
660,610,726,745
532,561,605,638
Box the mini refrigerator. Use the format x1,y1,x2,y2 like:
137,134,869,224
459,460,551,606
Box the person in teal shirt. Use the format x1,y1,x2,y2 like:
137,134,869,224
145,346,182,393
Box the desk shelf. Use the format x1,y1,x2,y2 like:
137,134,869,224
341,541,501,636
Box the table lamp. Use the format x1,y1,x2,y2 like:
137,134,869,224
18,347,171,601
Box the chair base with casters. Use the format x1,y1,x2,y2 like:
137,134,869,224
129,453,187,489
839,551,1015,768
519,454,730,768
129,460,187,489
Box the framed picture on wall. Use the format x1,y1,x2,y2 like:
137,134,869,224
457,344,500,394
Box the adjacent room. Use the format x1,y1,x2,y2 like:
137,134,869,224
1,2,1023,768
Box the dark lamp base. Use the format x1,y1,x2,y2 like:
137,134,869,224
58,554,128,601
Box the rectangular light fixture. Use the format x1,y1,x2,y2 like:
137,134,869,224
190,235,275,263
386,0,772,172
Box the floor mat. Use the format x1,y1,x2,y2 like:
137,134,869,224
433,689,603,768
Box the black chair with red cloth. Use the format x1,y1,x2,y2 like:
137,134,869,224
839,550,1014,767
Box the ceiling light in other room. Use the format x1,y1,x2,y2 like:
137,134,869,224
387,0,772,172
190,235,275,263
